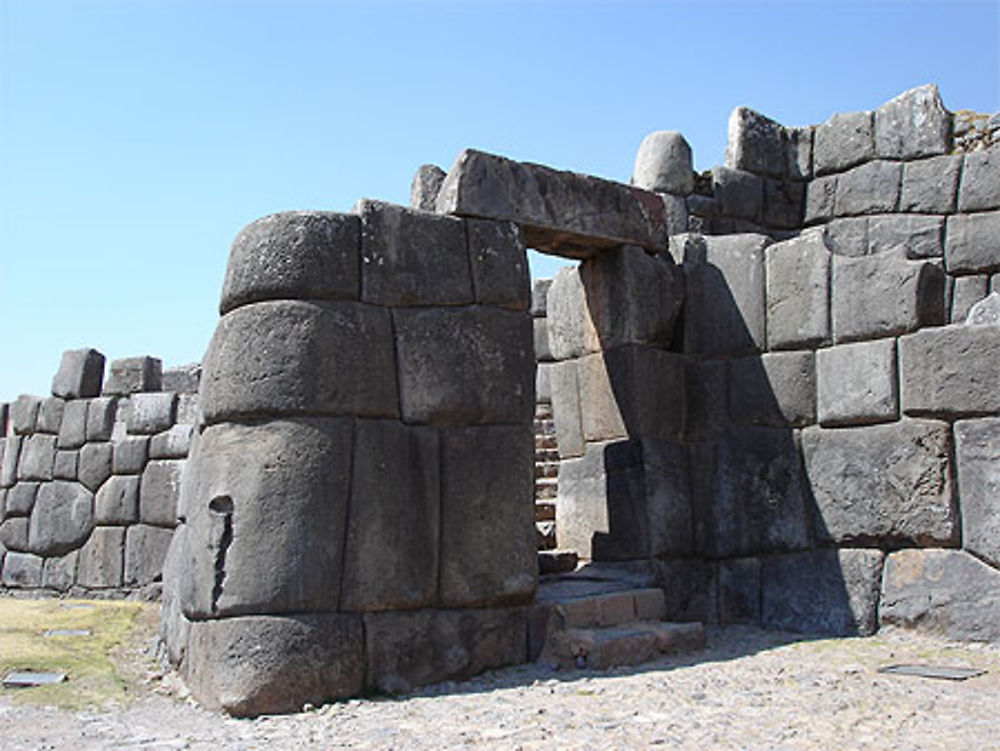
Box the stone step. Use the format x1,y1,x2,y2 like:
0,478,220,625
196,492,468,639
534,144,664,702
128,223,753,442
533,418,555,434
535,478,557,500
534,463,559,479
534,436,558,451
534,448,560,462
535,501,555,522
539,621,706,670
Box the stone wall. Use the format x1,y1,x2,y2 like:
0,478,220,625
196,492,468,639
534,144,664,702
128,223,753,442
0,352,198,597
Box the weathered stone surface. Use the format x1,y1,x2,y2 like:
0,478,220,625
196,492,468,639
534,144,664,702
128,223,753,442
804,174,836,224
393,306,533,426
221,212,360,314
881,549,1000,643
201,300,399,422
11,395,41,435
1,551,43,588
358,199,472,306
466,218,529,310
178,419,352,618
683,359,728,441
0,435,20,488
536,362,553,403
51,348,105,399
785,125,813,180
436,149,670,257
549,359,584,459
556,437,692,561
682,234,768,356
531,278,552,317
184,614,364,717
0,518,28,551
763,178,804,229
802,420,956,545
149,424,194,460
28,481,94,556
576,347,685,443
51,452,77,481
103,356,162,395
113,436,149,475
36,397,64,434
95,474,140,525
56,400,87,449
867,215,942,261
162,363,201,394
533,318,552,361
834,160,902,216
78,443,113,491
945,211,1000,273
967,290,1000,325
900,154,961,213
127,392,177,435
661,193,689,233
951,274,990,322
124,524,173,586
816,338,898,426
579,244,684,351
439,425,536,607
712,166,763,222
765,230,831,349
899,324,1000,416
546,266,600,361
85,397,116,442
139,459,183,528
823,216,868,256
958,149,1000,211
728,351,815,428
175,393,200,425
340,420,440,612
633,130,694,193
689,427,810,558
874,84,950,159
762,549,884,636
18,434,56,481
6,482,38,516
725,107,785,178
955,418,1000,567
410,163,447,212
42,552,78,592
814,110,874,175
364,608,527,695
831,251,945,342
718,557,761,624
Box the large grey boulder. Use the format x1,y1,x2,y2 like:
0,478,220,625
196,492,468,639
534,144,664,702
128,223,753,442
802,420,956,546
881,549,1000,642
765,230,830,349
725,107,785,178
201,300,399,423
632,130,694,194
874,84,951,160
435,149,671,257
51,348,105,399
127,393,177,435
954,417,1000,567
945,211,1000,274
28,481,94,556
816,338,898,426
814,110,874,175
95,475,140,525
1,551,43,588
410,164,447,212
103,356,162,395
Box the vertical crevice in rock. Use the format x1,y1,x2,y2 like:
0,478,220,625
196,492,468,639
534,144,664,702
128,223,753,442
209,495,234,613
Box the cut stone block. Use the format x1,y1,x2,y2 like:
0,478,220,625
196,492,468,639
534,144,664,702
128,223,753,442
728,351,816,428
816,338,898,426
546,266,600,361
139,459,183,528
957,148,1000,212
633,130,694,193
951,274,990,322
533,318,552,361
178,419,352,618
0,435,19,488
103,356,162,395
358,199,472,306
823,217,868,257
831,250,945,342
765,230,830,349
466,218,529,310
556,437,692,561
18,434,56,481
689,426,810,558
945,211,1000,274
954,417,1000,568
834,160,902,216
718,557,761,624
439,425,536,607
762,549,884,636
1,551,43,588
364,608,527,695
536,361,553,403
725,107,785,178
36,398,64,434
682,233,768,356
201,300,399,423
814,110,874,175
682,359,728,441
785,125,813,180
28,481,94,556
802,420,956,546
6,482,38,516
531,278,552,317
220,211,360,314
712,166,763,222
410,163,446,211
436,149,671,257
162,363,201,394
149,424,194,460
763,178,804,229
11,395,41,435
804,174,836,224
175,393,200,425
881,549,1000,643
85,397,116,442
42,551,78,592
112,436,149,475
549,359,584,459
393,306,533,426
967,290,1000,325
340,420,440,612
56,400,88,450
900,154,961,213
95,474,140,525
874,84,950,160
78,443,113,491
867,214,944,259
899,324,1000,416
124,524,173,585
661,193,689,234
51,348,105,399
127,392,177,435
0,518,28,551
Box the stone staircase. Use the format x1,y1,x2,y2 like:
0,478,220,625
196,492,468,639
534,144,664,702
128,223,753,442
534,402,559,550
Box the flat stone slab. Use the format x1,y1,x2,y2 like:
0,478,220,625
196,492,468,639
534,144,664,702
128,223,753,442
435,149,670,258
43,629,91,638
3,671,67,688
877,664,987,681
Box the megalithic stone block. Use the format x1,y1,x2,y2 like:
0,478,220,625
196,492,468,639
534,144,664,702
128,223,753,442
28,481,94,556
435,149,671,258
954,417,1000,568
814,110,874,175
765,229,831,350
410,163,447,212
220,211,361,314
51,349,105,399
103,356,162,396
466,218,530,311
945,211,1000,274
546,266,600,361
901,154,961,214
816,338,898,427
958,149,1000,212
124,524,174,586
874,84,951,160
725,107,786,178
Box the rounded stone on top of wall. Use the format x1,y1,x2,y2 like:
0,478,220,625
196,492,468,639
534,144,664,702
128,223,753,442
220,211,361,315
633,130,694,194
874,84,951,160
51,348,105,400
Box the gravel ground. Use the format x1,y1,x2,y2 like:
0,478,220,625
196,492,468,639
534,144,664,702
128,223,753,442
2,625,998,750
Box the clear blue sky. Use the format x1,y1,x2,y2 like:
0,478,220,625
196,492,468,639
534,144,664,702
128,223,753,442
1,0,997,401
